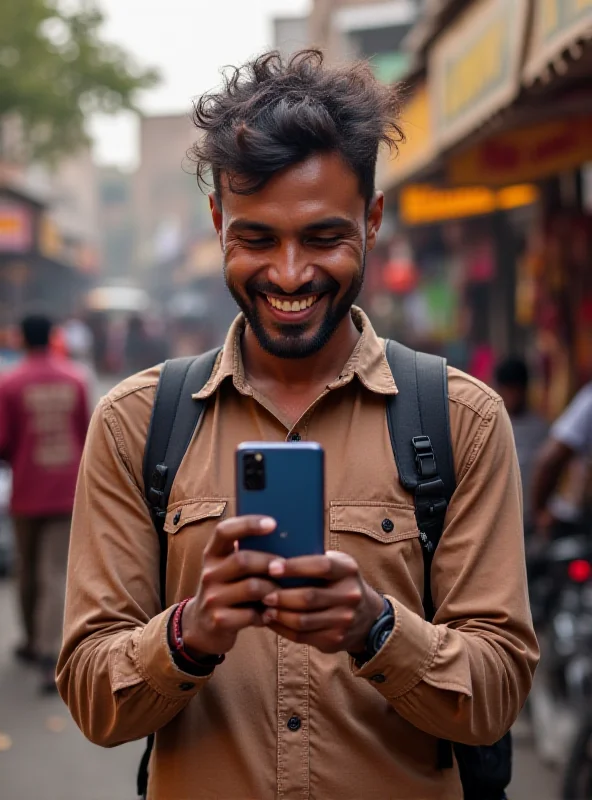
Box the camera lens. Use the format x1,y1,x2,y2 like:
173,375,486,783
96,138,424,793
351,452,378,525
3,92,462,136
243,452,265,491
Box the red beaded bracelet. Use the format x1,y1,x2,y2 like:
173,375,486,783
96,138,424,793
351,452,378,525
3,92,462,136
171,599,225,669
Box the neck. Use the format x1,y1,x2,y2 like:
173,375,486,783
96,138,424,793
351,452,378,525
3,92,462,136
242,311,361,390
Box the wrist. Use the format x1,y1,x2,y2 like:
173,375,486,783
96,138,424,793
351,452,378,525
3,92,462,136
350,595,395,666
168,599,225,674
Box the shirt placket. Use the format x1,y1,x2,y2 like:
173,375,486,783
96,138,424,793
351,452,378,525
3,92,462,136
277,636,310,799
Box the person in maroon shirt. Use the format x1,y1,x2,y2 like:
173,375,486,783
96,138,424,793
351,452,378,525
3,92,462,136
0,315,90,692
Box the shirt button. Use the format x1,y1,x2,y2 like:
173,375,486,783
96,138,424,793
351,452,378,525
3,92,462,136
289,432,301,442
381,518,394,533
287,715,302,731
179,682,195,691
370,674,386,684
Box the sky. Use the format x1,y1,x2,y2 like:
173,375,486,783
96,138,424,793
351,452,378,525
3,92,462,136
89,0,311,170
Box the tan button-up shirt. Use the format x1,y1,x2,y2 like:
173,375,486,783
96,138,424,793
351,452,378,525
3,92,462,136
58,309,538,800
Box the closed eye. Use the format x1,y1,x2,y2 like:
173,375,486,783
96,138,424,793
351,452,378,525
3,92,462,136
308,236,343,246
239,237,274,248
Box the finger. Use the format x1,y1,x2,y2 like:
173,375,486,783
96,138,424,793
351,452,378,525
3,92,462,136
269,551,358,582
203,549,279,585
208,606,265,632
263,582,362,611
207,516,276,557
262,606,354,633
204,577,280,609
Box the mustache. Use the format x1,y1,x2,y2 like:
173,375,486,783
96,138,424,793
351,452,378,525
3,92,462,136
246,278,339,298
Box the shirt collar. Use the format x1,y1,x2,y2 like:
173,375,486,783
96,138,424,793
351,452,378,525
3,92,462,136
193,306,398,400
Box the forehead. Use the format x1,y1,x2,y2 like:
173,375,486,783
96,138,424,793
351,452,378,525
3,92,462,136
219,152,365,227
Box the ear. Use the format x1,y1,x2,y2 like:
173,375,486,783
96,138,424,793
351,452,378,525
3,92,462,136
209,193,223,240
366,192,384,252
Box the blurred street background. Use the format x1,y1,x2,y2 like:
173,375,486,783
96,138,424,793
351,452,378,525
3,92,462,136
1,0,592,798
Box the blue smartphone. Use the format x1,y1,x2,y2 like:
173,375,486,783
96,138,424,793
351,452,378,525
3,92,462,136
236,441,325,588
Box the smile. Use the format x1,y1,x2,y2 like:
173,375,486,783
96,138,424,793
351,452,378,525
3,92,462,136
265,294,320,313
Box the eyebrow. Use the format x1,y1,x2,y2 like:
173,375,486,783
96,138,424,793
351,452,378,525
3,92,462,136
227,216,357,235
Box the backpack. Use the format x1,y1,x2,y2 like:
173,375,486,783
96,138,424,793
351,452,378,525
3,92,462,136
138,341,512,800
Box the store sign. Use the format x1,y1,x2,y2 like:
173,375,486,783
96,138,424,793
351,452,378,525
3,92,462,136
0,202,33,253
524,0,592,83
399,184,539,226
379,83,435,189
448,116,592,186
430,0,529,150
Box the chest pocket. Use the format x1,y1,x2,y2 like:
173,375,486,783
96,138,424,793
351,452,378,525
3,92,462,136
164,499,227,535
163,500,228,598
329,501,424,612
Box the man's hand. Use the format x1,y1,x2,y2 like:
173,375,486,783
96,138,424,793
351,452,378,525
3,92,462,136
181,516,279,658
260,551,384,654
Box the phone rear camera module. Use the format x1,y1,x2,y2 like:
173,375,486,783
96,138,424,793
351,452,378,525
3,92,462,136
243,452,266,491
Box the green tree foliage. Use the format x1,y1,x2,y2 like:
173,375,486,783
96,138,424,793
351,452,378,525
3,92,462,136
0,0,159,160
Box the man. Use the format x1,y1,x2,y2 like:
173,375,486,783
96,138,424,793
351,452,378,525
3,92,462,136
0,315,90,692
494,357,549,533
532,380,592,533
58,51,538,798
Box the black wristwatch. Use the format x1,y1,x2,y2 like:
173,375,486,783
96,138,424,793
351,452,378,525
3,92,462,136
351,596,395,667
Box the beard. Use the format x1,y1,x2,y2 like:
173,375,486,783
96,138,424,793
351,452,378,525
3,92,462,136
224,258,365,359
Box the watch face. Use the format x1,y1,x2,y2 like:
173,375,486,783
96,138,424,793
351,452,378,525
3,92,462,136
377,627,392,651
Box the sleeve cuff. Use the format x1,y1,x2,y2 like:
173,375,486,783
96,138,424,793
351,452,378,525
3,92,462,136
350,595,440,698
136,608,214,699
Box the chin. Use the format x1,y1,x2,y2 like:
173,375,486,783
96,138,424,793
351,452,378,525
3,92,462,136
253,323,337,360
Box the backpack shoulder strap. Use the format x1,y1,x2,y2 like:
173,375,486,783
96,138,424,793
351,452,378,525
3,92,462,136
137,347,221,800
142,348,221,608
384,339,456,622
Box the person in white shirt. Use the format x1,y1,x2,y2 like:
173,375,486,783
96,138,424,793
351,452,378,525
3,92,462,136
532,381,592,533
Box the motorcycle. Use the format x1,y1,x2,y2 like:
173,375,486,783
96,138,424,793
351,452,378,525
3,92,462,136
527,533,592,772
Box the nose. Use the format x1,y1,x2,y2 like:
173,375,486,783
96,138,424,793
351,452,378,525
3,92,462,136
267,241,315,294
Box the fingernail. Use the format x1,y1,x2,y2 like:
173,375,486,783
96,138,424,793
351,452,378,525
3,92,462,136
259,517,276,532
269,559,285,576
263,593,278,606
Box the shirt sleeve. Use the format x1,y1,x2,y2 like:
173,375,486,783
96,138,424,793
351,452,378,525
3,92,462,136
57,397,212,748
551,384,592,458
351,397,539,746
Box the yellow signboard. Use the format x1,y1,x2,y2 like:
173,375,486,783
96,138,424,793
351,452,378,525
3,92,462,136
430,0,529,150
378,83,435,190
524,0,592,83
448,116,592,187
400,184,539,226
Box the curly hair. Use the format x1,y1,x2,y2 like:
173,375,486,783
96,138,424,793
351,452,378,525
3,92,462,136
189,49,404,205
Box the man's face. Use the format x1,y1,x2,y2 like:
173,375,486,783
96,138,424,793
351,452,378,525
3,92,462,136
210,152,383,359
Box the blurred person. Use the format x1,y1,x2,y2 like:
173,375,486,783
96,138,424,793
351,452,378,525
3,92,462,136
0,315,90,693
532,380,592,535
125,313,152,374
63,316,94,364
495,357,549,532
58,51,537,800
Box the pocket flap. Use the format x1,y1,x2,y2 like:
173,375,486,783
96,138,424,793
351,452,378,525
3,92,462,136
164,499,227,534
330,501,418,543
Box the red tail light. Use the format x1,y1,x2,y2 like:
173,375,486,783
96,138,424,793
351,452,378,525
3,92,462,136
568,560,592,583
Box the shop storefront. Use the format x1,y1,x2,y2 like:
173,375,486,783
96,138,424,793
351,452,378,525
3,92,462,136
377,0,592,413
0,188,89,329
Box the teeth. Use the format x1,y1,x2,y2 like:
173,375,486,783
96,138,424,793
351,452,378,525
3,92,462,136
266,295,318,312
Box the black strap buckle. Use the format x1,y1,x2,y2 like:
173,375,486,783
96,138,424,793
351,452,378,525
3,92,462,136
149,464,168,511
412,435,437,478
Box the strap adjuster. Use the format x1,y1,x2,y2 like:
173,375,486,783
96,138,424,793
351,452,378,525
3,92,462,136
412,435,437,478
149,464,168,511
